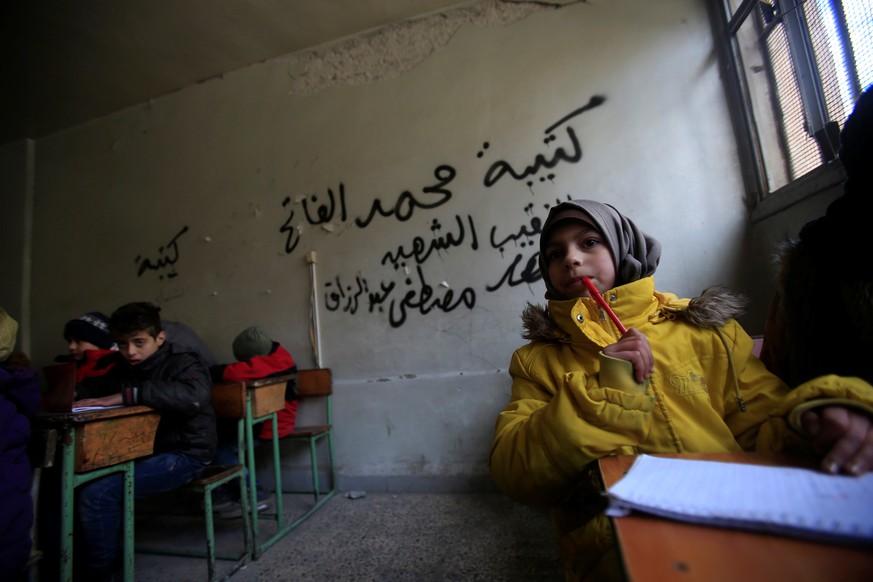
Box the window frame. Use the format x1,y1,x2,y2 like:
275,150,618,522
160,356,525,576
709,0,858,219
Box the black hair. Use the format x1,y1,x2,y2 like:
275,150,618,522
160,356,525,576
109,302,164,339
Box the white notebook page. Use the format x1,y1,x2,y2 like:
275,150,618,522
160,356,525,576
606,455,873,544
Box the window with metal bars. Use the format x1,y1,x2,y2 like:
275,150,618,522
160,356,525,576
713,0,872,202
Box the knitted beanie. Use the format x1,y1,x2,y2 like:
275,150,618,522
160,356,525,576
0,308,19,362
232,326,273,362
63,312,114,349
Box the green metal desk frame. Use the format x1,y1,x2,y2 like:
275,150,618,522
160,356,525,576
59,427,136,582
135,463,253,581
239,377,337,559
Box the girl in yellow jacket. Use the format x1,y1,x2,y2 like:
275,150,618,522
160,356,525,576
489,199,873,581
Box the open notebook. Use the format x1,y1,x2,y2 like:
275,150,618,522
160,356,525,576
606,455,873,545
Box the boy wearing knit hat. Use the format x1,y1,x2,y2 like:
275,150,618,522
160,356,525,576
61,311,117,383
489,199,873,581
64,311,115,353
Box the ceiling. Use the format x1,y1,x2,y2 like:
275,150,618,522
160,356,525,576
2,0,472,144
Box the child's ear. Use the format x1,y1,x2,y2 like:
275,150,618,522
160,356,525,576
156,331,166,346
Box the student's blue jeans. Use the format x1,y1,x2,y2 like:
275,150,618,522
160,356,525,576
77,451,206,571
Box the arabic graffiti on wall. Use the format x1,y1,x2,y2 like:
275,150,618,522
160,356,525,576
481,95,604,189
135,226,189,280
279,96,605,328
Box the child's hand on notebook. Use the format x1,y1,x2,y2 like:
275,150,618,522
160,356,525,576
75,393,123,408
802,406,873,476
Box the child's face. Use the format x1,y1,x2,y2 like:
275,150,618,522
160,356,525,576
68,338,103,361
544,218,616,298
115,330,165,366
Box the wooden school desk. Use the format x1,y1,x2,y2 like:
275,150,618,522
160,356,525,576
212,374,298,558
36,405,160,582
598,452,873,582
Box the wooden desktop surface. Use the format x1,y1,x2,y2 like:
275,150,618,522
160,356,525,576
598,452,873,582
211,373,294,419
37,404,155,423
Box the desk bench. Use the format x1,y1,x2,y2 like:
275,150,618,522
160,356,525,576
211,368,336,558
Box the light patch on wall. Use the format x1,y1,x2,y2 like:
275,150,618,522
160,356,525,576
281,0,571,96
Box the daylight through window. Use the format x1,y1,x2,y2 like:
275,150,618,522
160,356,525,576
718,0,873,199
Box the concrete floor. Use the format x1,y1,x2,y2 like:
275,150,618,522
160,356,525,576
133,491,565,581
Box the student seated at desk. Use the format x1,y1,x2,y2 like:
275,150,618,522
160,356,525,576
760,85,873,388
56,310,216,383
74,301,217,581
210,325,297,517
55,311,118,383
489,199,873,582
211,325,298,439
0,308,40,581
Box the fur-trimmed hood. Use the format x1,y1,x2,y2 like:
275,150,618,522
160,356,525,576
521,284,747,342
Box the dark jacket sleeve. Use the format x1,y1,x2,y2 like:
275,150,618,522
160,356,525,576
124,352,212,416
117,346,217,462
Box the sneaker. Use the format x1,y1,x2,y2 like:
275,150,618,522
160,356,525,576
209,486,238,513
216,495,272,519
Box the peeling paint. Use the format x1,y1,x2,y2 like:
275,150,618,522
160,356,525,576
281,0,563,96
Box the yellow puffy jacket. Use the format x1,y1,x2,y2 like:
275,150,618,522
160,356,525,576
489,277,873,581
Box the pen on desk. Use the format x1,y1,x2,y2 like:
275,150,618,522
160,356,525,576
582,276,628,334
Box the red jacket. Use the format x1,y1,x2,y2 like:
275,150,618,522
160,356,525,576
75,349,117,383
212,343,297,440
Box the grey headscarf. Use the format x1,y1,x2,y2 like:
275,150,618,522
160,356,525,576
538,199,662,299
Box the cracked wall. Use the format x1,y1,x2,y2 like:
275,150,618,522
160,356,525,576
27,0,755,486
283,0,570,95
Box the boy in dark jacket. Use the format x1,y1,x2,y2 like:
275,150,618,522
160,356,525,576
74,302,217,579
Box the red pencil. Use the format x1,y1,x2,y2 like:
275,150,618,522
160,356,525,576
582,276,628,334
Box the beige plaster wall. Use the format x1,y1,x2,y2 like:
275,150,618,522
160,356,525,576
27,0,756,487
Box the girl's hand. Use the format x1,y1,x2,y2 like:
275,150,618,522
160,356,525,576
602,328,654,384
802,406,873,475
